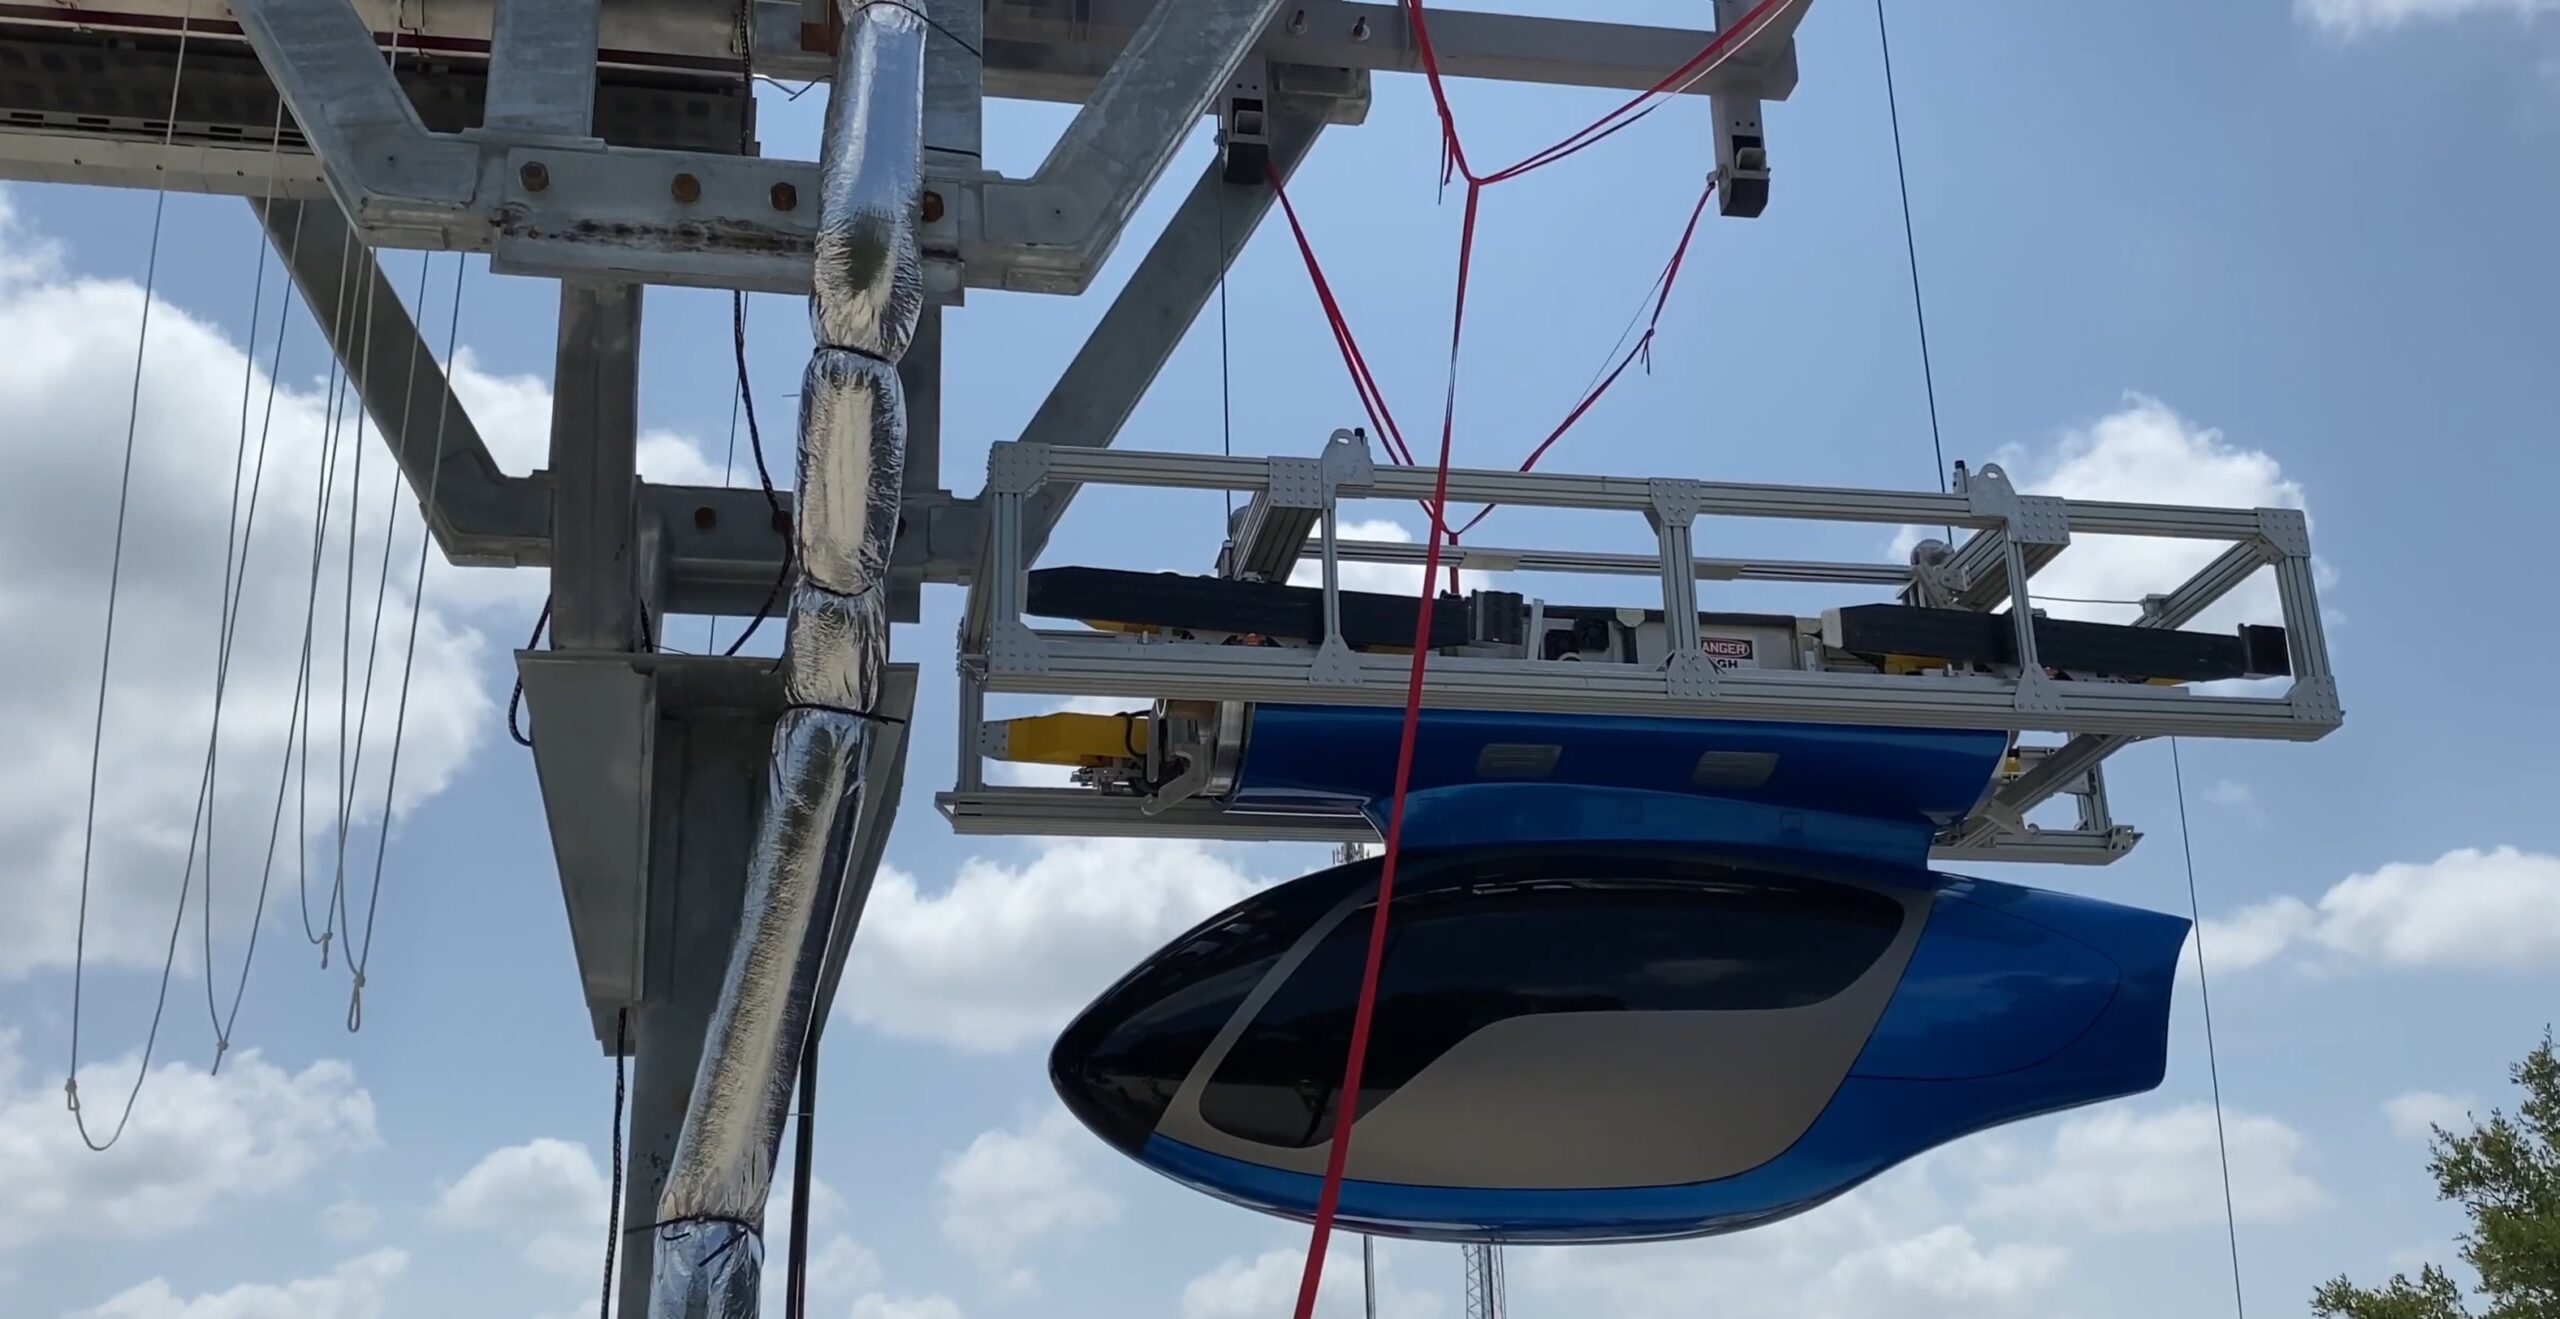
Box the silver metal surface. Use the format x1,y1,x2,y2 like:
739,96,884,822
796,351,909,596
812,3,927,354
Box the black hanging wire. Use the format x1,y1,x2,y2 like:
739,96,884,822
2171,739,2251,1319
725,0,790,658
507,599,554,749
725,290,791,659
784,1038,819,1319
601,1008,630,1319
1875,0,1954,542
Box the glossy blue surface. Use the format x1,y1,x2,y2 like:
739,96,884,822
1232,706,2009,865
1125,874,2190,1243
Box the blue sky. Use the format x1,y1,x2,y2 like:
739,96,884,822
5,1,2560,1317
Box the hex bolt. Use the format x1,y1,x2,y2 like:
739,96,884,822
921,190,945,223
771,181,799,211
672,172,703,204
519,160,549,192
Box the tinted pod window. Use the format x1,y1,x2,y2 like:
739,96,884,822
1050,858,1371,1154
1199,854,1905,1150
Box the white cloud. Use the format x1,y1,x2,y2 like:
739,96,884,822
434,1137,608,1281
2384,1090,2478,1140
2296,0,2557,36
0,1022,377,1252
1285,517,1435,597
1519,1157,2064,1319
1967,1105,2327,1231
317,1196,378,1243
434,1135,866,1317
1181,1237,1444,1319
66,1248,406,1319
1894,396,2316,639
938,1107,1121,1292
2207,846,2560,973
807,1234,885,1300
2204,779,2258,812
849,1297,967,1319
840,838,1272,1052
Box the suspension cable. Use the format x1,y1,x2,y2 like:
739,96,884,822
2171,739,2250,1319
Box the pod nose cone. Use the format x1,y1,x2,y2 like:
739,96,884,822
1051,983,1189,1158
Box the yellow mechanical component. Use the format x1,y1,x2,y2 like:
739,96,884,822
989,711,1150,768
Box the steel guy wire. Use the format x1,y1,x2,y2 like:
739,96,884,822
299,228,360,959
67,0,202,1153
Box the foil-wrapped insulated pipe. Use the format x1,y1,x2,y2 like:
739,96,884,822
647,4,926,1317
811,1,927,359
795,350,906,597
781,581,890,713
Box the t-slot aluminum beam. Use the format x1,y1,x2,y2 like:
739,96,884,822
1013,102,1329,565
968,441,2344,742
933,786,2134,865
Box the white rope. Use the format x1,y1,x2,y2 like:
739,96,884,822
342,252,470,1033
203,123,328,1066
66,0,202,1153
297,229,361,964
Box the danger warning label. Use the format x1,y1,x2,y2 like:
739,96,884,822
1701,636,1755,670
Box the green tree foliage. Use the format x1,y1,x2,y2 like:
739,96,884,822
2313,1033,2560,1319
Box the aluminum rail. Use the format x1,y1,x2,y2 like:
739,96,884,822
962,437,2343,744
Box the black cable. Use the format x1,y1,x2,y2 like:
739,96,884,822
723,296,789,660
507,598,553,749
601,1008,629,1319
784,1039,818,1319
1875,0,1951,504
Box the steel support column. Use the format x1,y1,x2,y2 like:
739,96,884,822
547,284,647,650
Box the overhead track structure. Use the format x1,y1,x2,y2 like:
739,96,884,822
0,2,1834,1315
